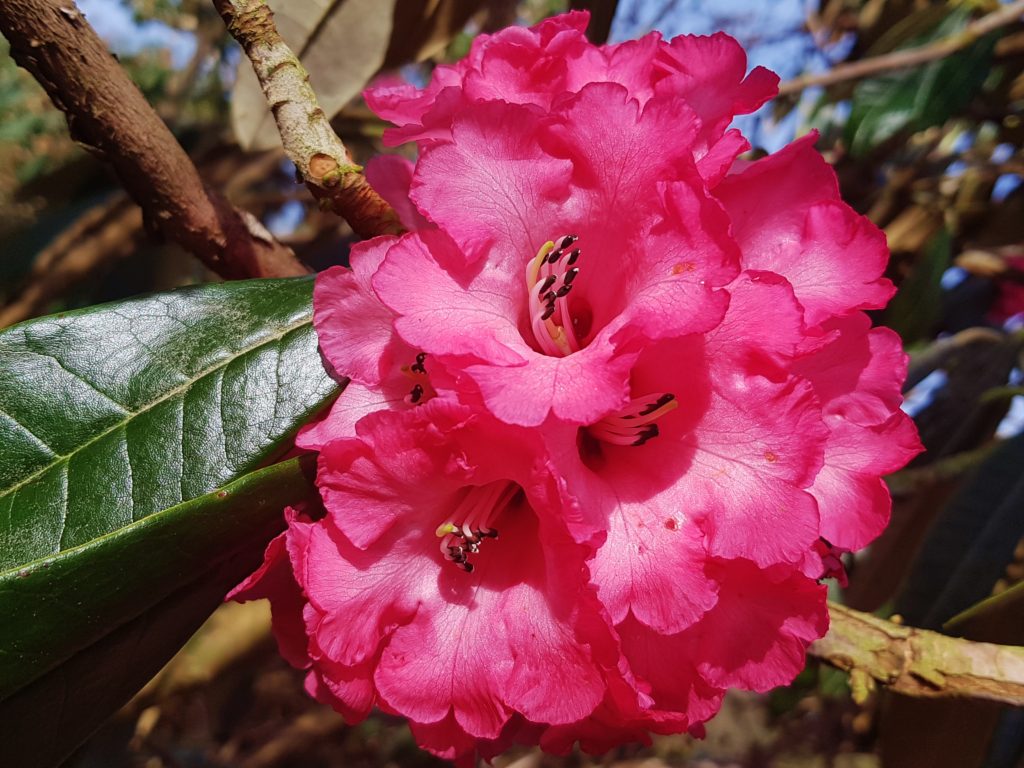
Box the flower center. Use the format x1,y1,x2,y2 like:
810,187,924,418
435,480,517,572
400,352,436,405
588,393,678,446
525,234,583,357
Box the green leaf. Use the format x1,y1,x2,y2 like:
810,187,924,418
845,8,998,156
0,456,319,768
0,278,337,696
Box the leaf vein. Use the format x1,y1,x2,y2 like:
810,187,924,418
0,316,311,503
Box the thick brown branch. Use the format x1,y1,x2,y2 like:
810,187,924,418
0,0,308,279
778,0,1024,96
212,0,403,239
811,603,1024,705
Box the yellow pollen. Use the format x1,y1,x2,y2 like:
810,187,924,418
672,262,695,275
764,450,778,463
436,522,460,538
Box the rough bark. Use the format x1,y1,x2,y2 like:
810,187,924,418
0,0,308,279
213,0,403,239
812,603,1024,706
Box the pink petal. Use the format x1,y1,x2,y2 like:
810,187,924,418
305,663,376,723
551,420,719,632
610,178,739,343
295,381,401,451
704,271,807,377
617,614,725,725
410,101,574,266
810,410,921,550
683,375,826,565
227,512,310,670
302,519,427,667
313,239,402,386
365,154,431,230
654,33,779,145
464,340,634,427
372,231,528,367
718,135,894,325
688,560,828,691
374,502,608,736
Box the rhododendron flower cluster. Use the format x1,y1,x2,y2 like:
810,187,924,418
232,12,921,763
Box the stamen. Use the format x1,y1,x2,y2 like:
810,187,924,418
435,481,517,573
589,394,677,447
525,235,584,358
401,352,437,405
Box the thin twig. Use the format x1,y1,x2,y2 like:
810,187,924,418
811,603,1024,705
212,0,403,239
0,0,308,279
778,0,1024,96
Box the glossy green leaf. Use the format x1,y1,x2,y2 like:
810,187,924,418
845,8,997,156
0,456,319,768
0,277,337,699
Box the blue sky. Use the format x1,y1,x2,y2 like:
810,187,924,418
611,0,853,150
77,0,196,67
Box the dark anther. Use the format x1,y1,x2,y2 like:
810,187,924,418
639,393,675,416
563,267,579,285
632,424,660,446
539,275,557,293
559,234,578,250
461,562,475,573
410,384,424,403
566,248,582,266
409,352,428,374
546,249,563,265
541,304,556,321
480,529,499,539
555,284,573,298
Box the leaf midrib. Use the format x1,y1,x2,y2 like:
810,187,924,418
0,316,312,501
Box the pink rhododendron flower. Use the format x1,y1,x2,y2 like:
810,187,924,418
233,10,922,764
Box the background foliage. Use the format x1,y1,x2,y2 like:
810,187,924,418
1,0,1023,766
